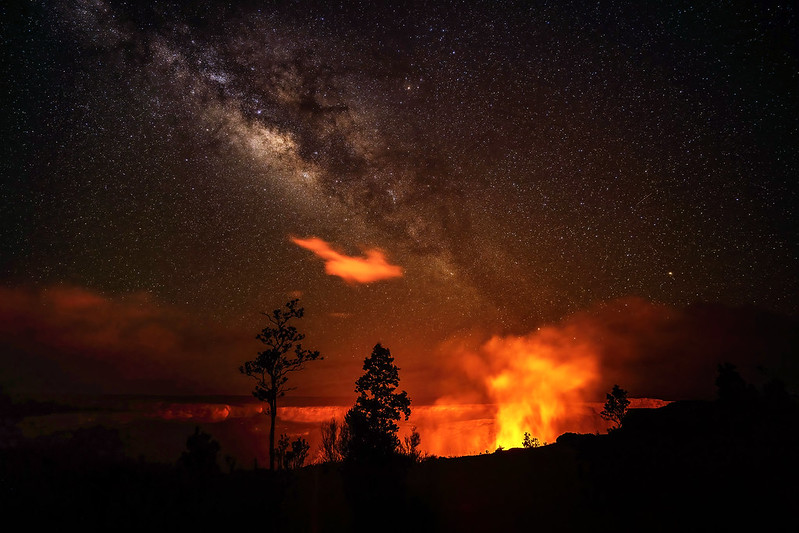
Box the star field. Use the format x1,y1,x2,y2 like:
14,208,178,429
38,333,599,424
2,0,797,368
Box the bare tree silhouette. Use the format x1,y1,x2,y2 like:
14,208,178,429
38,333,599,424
320,418,345,463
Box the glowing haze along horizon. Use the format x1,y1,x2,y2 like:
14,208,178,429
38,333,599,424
483,329,600,448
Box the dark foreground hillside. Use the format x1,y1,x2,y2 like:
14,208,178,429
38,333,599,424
3,398,798,532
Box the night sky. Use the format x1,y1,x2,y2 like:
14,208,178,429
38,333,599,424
2,0,797,413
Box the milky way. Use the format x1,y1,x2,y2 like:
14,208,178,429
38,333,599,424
2,1,797,398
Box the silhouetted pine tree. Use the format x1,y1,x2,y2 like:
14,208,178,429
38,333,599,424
343,343,411,460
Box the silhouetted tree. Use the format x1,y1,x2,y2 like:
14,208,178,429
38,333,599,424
343,343,411,461
240,299,322,470
178,426,220,474
600,384,630,431
276,434,310,470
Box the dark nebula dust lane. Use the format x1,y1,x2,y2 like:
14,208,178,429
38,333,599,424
1,0,797,444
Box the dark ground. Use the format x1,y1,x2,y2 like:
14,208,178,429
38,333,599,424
2,395,797,532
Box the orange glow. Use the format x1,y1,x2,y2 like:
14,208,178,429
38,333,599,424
402,402,496,457
156,403,233,422
415,328,602,454
483,331,600,448
290,236,403,283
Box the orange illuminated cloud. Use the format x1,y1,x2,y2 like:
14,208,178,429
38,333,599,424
291,236,403,283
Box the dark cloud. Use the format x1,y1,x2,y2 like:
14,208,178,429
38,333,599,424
580,298,799,400
0,285,252,395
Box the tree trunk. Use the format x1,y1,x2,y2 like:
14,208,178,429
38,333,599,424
269,399,277,470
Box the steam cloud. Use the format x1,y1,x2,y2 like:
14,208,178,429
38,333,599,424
291,236,403,283
425,298,798,452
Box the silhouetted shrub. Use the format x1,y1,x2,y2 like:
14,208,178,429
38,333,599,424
276,434,310,469
178,426,220,474
522,432,541,448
